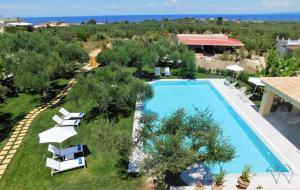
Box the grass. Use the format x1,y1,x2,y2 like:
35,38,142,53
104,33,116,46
0,94,145,190
0,93,42,148
0,78,71,148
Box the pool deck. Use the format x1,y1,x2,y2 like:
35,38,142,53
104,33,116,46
128,79,300,189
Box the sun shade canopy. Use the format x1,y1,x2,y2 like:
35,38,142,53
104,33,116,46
248,77,265,86
226,64,244,72
39,126,77,144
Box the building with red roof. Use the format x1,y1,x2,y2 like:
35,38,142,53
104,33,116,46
176,34,244,55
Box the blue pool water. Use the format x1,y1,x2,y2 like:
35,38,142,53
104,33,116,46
144,80,288,173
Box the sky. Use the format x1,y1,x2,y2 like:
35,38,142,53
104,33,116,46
1,0,300,17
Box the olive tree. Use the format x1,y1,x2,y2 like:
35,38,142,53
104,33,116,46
69,65,153,119
140,108,235,188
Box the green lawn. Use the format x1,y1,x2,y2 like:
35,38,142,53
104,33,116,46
0,93,42,148
0,78,71,149
0,95,145,190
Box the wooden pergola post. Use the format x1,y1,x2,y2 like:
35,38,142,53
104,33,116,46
259,88,275,116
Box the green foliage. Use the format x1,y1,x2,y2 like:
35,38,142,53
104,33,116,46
77,31,88,42
214,169,227,186
294,47,300,58
179,51,196,78
140,108,235,184
91,32,109,41
41,19,300,54
264,48,280,76
56,29,77,42
0,100,143,189
0,31,88,95
87,19,97,25
0,84,8,102
98,38,196,78
241,165,252,182
219,51,233,61
69,65,153,119
216,17,223,25
8,51,58,92
56,42,88,63
263,48,300,76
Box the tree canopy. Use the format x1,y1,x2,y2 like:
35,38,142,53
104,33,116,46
0,31,88,97
69,65,153,119
97,38,197,78
263,48,300,77
140,108,235,187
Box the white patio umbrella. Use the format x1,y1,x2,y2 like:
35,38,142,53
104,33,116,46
226,64,244,72
226,64,244,81
248,77,265,87
248,77,265,95
39,126,77,144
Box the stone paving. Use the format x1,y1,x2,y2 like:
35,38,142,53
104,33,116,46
0,78,76,179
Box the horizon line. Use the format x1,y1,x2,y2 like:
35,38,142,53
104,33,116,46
15,11,300,18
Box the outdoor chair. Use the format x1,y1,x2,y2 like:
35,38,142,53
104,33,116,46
46,157,86,176
164,67,171,76
59,108,84,120
155,67,160,77
224,76,232,85
52,115,80,127
48,144,84,160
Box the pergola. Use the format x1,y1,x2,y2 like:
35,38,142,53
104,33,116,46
259,77,300,115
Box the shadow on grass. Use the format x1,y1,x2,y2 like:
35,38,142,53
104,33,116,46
0,111,26,142
83,145,92,157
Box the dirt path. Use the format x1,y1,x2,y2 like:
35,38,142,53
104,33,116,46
88,48,101,57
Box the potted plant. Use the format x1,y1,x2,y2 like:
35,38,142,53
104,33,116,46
237,165,252,189
195,180,203,190
212,169,227,190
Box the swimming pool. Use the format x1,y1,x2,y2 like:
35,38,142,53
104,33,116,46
144,80,288,173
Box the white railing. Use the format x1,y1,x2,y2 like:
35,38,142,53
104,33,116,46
282,164,294,183
266,167,281,184
267,164,294,184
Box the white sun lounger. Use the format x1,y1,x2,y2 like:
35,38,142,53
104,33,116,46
46,157,86,176
48,144,84,160
52,115,80,127
59,108,84,120
155,67,160,77
164,67,171,76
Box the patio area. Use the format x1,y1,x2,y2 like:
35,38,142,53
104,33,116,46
265,113,300,150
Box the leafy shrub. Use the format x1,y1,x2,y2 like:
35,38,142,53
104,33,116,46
69,65,153,119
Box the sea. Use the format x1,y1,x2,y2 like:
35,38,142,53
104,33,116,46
23,13,300,25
